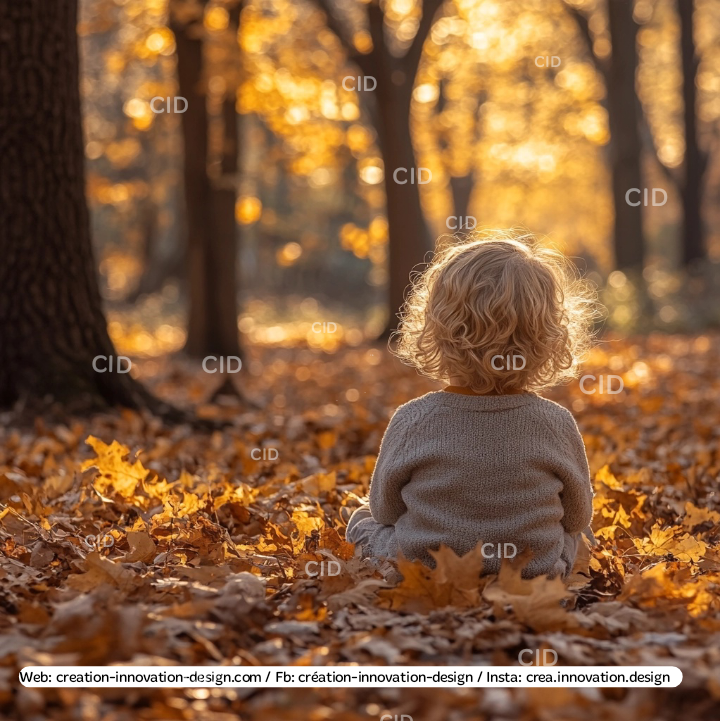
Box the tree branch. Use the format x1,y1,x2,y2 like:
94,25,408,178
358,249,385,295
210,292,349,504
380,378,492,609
366,0,390,70
311,0,375,77
403,0,444,81
562,1,609,84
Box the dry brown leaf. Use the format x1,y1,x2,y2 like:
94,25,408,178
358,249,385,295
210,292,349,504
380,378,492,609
66,552,141,593
120,531,156,563
483,550,581,632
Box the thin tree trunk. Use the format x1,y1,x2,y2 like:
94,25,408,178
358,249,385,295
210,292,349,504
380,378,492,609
449,173,475,223
127,199,186,302
171,1,240,358
0,0,171,414
208,97,242,357
376,88,432,332
172,3,210,356
207,0,243,359
678,0,705,265
606,0,645,271
313,0,441,335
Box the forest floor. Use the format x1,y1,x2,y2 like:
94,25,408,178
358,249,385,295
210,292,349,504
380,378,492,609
2,334,720,719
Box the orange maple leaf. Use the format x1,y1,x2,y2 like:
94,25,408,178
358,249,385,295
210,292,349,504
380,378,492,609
378,543,486,613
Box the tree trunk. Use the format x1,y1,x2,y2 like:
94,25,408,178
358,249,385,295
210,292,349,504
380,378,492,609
678,0,705,266
313,0,441,334
126,198,186,302
171,2,241,358
606,0,645,271
208,96,243,358
208,0,244,360
449,173,475,223
0,0,169,413
375,84,432,334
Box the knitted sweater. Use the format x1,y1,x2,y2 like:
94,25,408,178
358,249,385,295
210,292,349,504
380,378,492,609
367,390,594,577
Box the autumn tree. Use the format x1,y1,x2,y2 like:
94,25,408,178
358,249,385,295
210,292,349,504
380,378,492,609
653,0,709,266
313,0,444,331
171,0,243,358
0,0,171,413
633,0,709,267
566,0,646,272
676,0,706,265
436,80,485,222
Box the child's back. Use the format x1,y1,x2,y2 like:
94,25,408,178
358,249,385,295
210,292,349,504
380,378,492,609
366,390,592,577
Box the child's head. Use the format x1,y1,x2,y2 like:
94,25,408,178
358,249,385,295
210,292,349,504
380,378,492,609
393,231,597,394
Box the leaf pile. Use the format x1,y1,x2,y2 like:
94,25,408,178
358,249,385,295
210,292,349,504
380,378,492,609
2,335,720,719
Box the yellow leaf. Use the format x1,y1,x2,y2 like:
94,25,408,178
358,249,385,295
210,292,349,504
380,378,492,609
379,554,453,613
635,523,707,562
378,543,487,613
317,431,336,450
595,465,623,490
667,535,707,563
636,523,677,555
83,436,148,499
595,525,620,540
291,510,324,554
682,502,720,531
170,491,202,518
214,483,258,510
300,471,336,496
612,504,632,528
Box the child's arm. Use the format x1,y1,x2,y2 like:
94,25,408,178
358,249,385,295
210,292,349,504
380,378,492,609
368,409,414,526
555,411,594,535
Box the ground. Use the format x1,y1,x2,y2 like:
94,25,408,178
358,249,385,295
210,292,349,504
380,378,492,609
2,334,720,720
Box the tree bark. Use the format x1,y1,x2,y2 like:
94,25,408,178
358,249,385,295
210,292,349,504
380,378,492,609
208,0,244,360
375,81,432,333
126,198,186,302
449,173,475,223
0,0,170,413
678,0,705,265
606,0,645,271
313,0,441,333
171,1,241,358
565,1,646,272
208,95,243,357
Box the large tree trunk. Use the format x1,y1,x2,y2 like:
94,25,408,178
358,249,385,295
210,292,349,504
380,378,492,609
375,79,432,334
171,2,241,358
0,0,168,413
678,0,705,266
606,0,645,271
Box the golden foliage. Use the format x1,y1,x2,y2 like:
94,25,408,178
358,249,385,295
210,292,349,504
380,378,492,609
3,336,720,715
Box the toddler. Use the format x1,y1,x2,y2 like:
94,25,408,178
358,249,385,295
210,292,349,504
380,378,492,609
346,232,596,578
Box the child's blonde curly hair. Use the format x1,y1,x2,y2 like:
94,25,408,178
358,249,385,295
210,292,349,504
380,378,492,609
392,230,598,394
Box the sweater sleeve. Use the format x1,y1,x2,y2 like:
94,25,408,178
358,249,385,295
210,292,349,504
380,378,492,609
553,410,594,535
368,408,414,526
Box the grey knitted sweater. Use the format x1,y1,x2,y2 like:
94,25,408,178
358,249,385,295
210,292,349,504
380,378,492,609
367,390,594,577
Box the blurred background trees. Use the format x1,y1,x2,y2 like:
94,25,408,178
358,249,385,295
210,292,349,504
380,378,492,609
56,0,720,364
314,0,443,332
566,0,647,273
